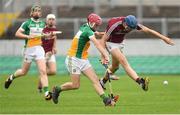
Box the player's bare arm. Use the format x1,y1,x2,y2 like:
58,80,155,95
15,28,33,39
95,31,105,38
91,36,109,64
99,32,109,49
52,35,57,54
140,24,174,45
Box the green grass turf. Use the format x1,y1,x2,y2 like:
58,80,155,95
0,74,180,114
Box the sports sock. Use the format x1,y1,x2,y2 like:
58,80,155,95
9,74,15,80
136,78,144,84
100,93,108,100
56,86,62,93
43,86,49,93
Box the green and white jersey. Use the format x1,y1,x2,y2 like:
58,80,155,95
20,18,45,47
68,23,95,59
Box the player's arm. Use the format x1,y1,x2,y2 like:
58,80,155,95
139,24,174,45
99,32,109,49
90,36,109,64
98,32,110,64
15,21,35,39
15,28,31,39
52,35,57,54
95,31,105,38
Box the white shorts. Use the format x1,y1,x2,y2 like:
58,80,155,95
23,46,45,63
106,42,125,52
65,56,92,74
46,54,56,63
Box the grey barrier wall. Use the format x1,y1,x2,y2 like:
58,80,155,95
0,39,179,56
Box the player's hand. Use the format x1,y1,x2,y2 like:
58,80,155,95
95,31,105,39
52,47,57,54
163,37,174,45
45,51,53,60
44,33,51,38
27,35,35,39
101,56,109,65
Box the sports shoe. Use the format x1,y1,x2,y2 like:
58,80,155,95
112,95,119,102
52,86,60,104
99,78,106,90
141,77,150,91
45,92,52,100
4,74,13,89
103,97,116,106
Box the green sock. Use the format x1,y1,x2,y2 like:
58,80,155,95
56,86,62,93
100,93,107,100
43,86,49,93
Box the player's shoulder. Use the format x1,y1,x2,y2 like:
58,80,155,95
108,16,124,25
81,23,93,32
21,18,32,27
23,18,31,24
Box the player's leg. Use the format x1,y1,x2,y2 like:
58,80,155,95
100,55,120,86
36,59,52,100
52,73,80,104
52,56,81,104
38,55,56,92
46,55,57,75
83,67,115,106
111,48,149,91
4,59,31,89
35,46,51,100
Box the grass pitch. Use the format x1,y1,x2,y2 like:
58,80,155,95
0,74,180,114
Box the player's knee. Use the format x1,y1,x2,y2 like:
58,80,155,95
48,70,56,75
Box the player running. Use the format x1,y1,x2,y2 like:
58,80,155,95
38,14,58,92
52,13,116,106
99,15,174,91
4,5,52,100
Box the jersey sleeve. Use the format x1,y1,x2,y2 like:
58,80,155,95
136,24,142,30
87,29,95,40
105,18,122,37
105,19,112,34
20,21,29,31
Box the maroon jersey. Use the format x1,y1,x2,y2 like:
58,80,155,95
42,27,57,53
106,17,141,43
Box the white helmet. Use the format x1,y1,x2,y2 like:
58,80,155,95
46,14,56,20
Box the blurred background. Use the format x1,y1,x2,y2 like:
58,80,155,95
0,0,180,74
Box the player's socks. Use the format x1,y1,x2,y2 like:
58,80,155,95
100,93,108,100
136,78,142,84
9,74,14,80
55,86,62,93
43,86,52,100
43,86,49,93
